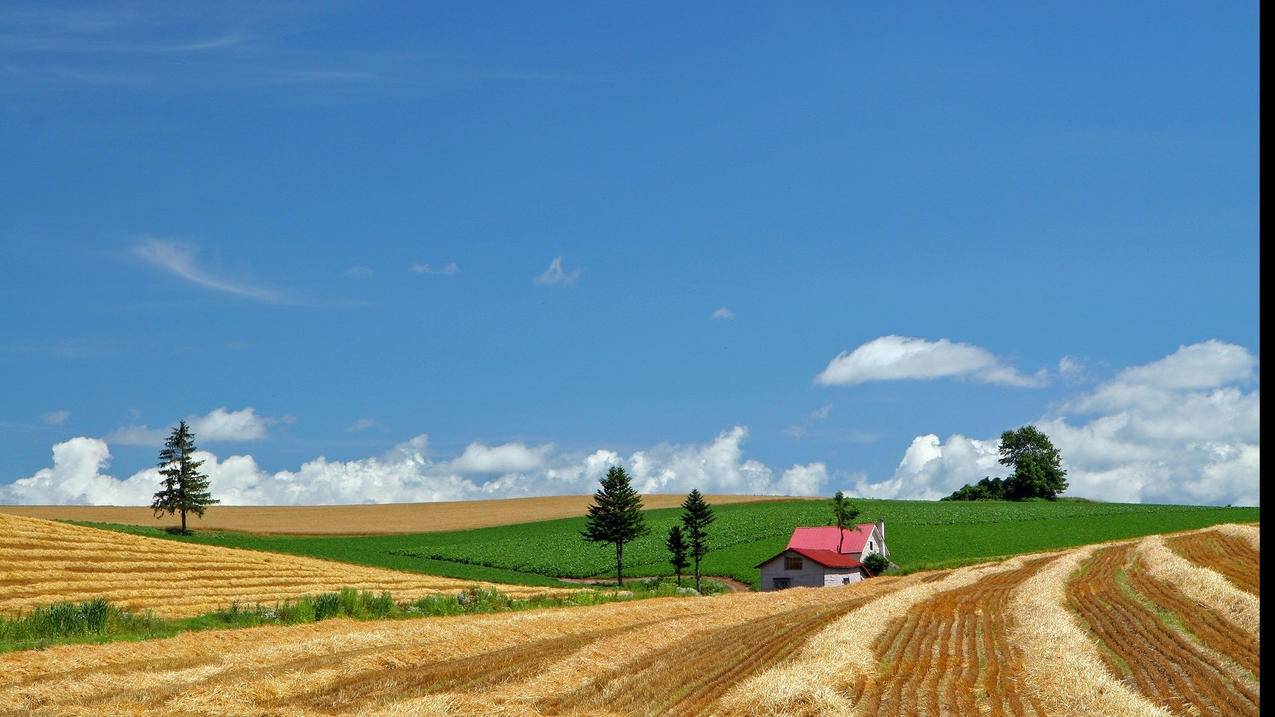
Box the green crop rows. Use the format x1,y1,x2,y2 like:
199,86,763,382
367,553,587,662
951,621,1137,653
83,498,1258,589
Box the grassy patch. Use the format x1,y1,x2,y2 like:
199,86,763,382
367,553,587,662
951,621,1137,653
0,582,701,654
78,499,1258,589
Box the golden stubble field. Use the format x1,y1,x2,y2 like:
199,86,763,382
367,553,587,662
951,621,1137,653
0,494,798,535
0,517,1258,717
0,514,571,617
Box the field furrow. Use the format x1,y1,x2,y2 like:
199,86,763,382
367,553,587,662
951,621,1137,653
0,514,569,617
1166,530,1261,595
857,556,1051,717
1066,544,1259,716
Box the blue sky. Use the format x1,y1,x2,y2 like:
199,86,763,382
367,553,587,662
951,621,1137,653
0,2,1260,506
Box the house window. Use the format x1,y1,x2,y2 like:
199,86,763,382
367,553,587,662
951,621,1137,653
869,541,874,551
784,556,803,570
773,577,791,590
842,577,851,585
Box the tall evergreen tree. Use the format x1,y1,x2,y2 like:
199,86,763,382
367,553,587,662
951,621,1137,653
665,525,689,587
680,489,715,593
830,491,860,552
151,420,219,534
580,466,648,586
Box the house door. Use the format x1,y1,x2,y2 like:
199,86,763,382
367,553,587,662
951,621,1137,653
772,577,791,590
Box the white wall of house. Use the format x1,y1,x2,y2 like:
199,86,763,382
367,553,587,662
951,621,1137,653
823,570,865,587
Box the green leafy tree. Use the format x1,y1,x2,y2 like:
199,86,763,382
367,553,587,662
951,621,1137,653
944,426,1068,501
680,489,715,593
665,525,689,587
863,552,890,576
830,491,860,552
581,466,648,586
999,426,1068,500
151,420,219,534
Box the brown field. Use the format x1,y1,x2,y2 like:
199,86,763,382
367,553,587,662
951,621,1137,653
0,522,1259,716
0,514,569,617
0,493,797,535
1167,529,1261,595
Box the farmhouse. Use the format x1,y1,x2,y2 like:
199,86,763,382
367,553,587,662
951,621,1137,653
756,520,888,591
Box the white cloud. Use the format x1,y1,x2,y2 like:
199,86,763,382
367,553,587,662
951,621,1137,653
785,404,833,439
106,407,270,446
40,410,71,426
3,426,828,506
410,262,460,275
815,335,1047,388
533,257,581,286
1057,356,1088,383
132,237,291,304
446,441,553,474
855,340,1260,506
191,407,269,441
711,307,735,320
348,418,377,432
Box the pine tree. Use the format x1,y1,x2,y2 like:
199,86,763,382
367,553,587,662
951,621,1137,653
680,489,715,593
580,466,648,586
666,525,689,587
151,420,219,534
831,491,860,553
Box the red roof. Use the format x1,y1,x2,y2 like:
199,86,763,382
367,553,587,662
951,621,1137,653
787,524,876,554
787,546,864,568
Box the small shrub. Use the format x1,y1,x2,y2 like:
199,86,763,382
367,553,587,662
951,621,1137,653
863,552,890,576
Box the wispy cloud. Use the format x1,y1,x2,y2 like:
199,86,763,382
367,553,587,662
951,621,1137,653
40,410,71,426
132,237,292,304
534,257,581,286
344,265,374,278
711,307,735,320
410,262,460,275
0,6,581,101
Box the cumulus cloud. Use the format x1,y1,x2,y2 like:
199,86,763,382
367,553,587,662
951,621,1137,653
40,410,71,426
816,335,1047,388
711,307,735,320
855,340,1259,506
533,257,581,286
107,407,271,445
445,441,553,474
2,426,828,506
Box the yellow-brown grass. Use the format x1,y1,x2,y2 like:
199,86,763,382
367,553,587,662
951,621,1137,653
1009,544,1169,717
0,523,1260,717
1067,543,1258,716
0,513,569,617
717,557,1042,716
1165,528,1261,595
1139,533,1260,632
0,494,798,535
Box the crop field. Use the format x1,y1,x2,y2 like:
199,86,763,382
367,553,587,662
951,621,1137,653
0,514,569,618
0,494,789,535
0,523,1258,716
80,497,1259,588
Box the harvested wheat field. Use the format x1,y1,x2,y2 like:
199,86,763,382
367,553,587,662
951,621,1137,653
0,522,1258,716
0,513,570,617
0,494,793,535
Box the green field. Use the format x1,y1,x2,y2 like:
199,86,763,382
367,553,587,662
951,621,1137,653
83,498,1258,589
